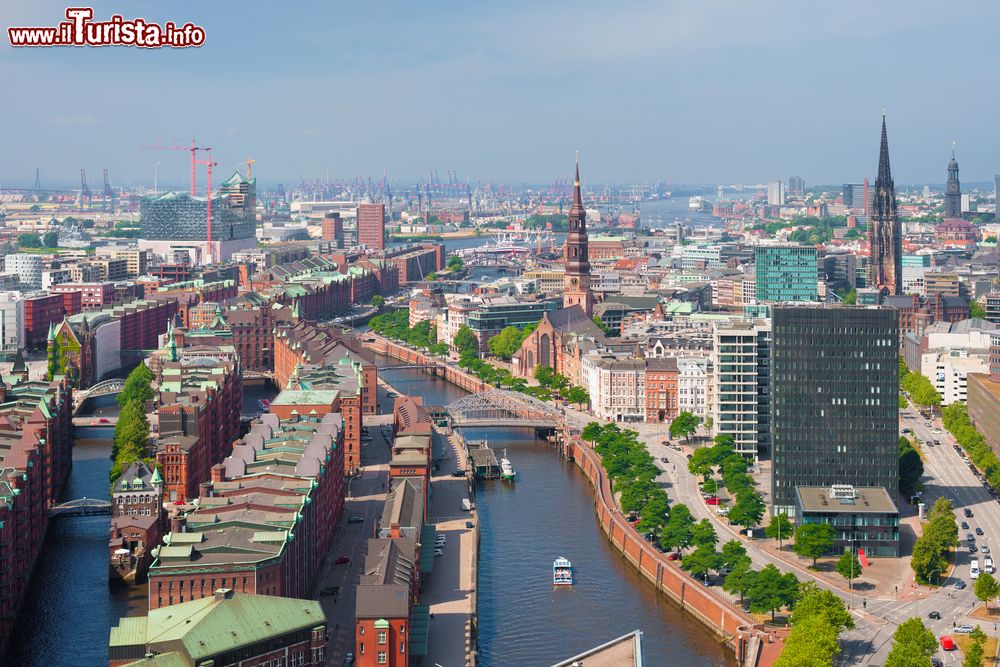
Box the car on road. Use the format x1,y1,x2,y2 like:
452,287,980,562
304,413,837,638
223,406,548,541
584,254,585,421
931,657,943,667
928,610,941,619
969,544,978,553
962,522,970,530
433,548,444,556
348,516,364,524
933,439,940,446
667,552,680,560
983,544,991,554
660,457,670,463
465,521,474,529
976,527,984,536
334,556,350,565
965,508,975,518
98,418,111,424
451,470,466,477
954,625,975,633
343,652,355,666
954,579,967,589
925,420,932,427
902,427,911,433
320,586,340,597
967,533,976,542
435,536,447,545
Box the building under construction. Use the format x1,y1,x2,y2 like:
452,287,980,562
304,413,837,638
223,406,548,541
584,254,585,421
138,172,257,263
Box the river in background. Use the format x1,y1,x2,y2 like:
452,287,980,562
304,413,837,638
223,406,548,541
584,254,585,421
6,383,279,667
376,364,734,666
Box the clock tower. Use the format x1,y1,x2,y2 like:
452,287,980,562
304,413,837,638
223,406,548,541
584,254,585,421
563,157,593,316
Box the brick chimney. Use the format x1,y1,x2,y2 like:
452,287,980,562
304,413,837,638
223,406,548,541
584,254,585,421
389,522,401,539
200,481,214,498
211,463,225,482
170,514,187,533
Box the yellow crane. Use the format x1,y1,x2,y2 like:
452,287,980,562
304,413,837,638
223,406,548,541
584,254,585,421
245,158,256,179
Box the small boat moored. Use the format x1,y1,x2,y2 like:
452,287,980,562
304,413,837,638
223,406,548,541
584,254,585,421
258,398,270,412
553,557,573,586
500,449,516,482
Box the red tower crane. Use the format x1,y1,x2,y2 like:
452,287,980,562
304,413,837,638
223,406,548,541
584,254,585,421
195,153,219,264
142,139,211,196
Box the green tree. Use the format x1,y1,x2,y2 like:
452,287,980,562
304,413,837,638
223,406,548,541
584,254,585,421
765,512,794,548
46,340,60,381
370,295,384,309
728,488,765,528
884,618,937,667
669,411,700,442
723,560,756,604
898,437,924,498
618,478,658,515
42,230,59,248
793,523,835,566
660,503,694,553
747,564,798,621
691,518,718,549
964,627,986,667
789,581,854,632
636,491,670,535
970,300,987,320
18,232,42,248
974,571,999,610
835,549,862,589
453,325,478,355
566,385,589,408
700,478,719,494
682,544,722,582
773,613,840,667
534,364,557,388
446,255,464,270
581,422,602,442
720,540,749,572
487,326,523,360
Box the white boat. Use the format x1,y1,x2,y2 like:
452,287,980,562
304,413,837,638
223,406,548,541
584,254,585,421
688,195,705,211
500,449,516,481
553,557,573,586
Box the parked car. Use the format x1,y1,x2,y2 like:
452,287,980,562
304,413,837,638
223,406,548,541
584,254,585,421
968,533,976,542
969,544,978,553
433,548,444,557
465,521,474,529
334,556,350,565
954,579,967,590
982,544,991,554
348,516,364,524
931,657,944,666
667,552,680,561
451,470,466,477
955,625,975,634
962,522,970,530
320,586,340,597
976,527,984,536
965,508,975,518
704,496,720,505
928,610,941,619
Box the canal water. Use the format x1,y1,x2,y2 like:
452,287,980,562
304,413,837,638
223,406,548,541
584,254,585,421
376,363,734,666
6,383,279,667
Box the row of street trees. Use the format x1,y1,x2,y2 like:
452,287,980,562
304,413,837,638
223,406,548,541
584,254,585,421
369,308,449,355
899,359,942,411
943,402,1000,490
910,497,958,584
109,363,155,484
687,435,765,528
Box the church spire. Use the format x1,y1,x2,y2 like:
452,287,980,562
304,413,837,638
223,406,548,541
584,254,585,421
869,114,902,295
570,151,584,215
876,114,892,187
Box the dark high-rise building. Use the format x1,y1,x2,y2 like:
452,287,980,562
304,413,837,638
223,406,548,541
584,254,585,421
868,116,902,295
356,202,385,250
770,304,899,515
563,158,593,316
788,176,805,197
945,148,961,219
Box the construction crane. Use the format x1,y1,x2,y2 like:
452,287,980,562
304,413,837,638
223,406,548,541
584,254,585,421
142,139,211,196
195,152,219,264
245,159,256,179
80,169,92,209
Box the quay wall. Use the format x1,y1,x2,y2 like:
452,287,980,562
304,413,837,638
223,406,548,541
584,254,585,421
365,335,489,393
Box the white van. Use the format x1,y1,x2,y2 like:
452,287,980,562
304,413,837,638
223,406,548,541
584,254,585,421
971,559,981,579
986,557,995,574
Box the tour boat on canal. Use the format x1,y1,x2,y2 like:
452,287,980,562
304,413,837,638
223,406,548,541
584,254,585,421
258,398,270,412
553,557,573,586
500,449,516,482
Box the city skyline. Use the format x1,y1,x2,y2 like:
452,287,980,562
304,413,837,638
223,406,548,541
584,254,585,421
2,1,1000,186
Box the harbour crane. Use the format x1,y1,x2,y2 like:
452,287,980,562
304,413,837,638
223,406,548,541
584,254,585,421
80,169,92,209
245,158,256,179
194,152,219,264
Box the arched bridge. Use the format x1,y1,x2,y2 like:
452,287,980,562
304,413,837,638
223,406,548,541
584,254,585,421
376,362,440,371
446,389,560,428
48,497,113,518
72,378,124,411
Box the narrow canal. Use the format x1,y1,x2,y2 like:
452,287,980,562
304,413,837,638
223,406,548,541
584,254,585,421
6,383,279,667
376,362,734,666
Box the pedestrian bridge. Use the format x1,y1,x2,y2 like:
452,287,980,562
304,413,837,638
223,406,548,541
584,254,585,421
48,497,113,518
446,389,560,428
72,378,124,412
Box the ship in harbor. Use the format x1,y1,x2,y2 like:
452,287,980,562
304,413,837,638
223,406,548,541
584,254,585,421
688,195,711,212
500,449,516,482
553,557,574,586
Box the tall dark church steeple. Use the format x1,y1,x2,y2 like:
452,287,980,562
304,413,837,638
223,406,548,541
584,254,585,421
945,144,961,219
868,115,902,295
563,155,593,316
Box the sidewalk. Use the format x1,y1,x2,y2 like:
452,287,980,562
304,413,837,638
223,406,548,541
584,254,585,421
421,429,477,667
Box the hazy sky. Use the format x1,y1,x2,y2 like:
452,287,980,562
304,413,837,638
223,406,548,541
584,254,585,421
2,1,998,188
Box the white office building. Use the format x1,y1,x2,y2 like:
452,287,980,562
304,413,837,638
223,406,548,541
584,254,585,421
0,292,25,353
711,320,771,458
4,254,42,290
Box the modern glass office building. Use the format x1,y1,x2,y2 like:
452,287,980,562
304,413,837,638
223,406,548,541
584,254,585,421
754,245,818,303
770,304,899,516
139,172,257,242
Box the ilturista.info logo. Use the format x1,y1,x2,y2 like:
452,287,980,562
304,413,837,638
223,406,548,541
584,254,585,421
7,7,206,48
